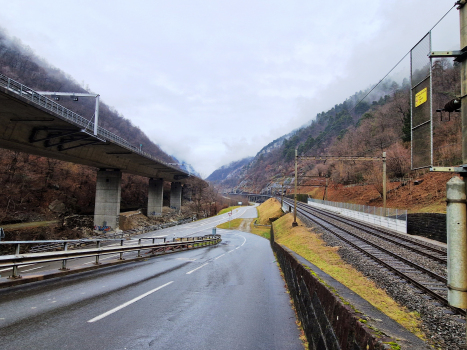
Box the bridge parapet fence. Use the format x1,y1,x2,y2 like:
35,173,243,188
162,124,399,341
0,73,186,175
307,198,407,233
0,234,222,278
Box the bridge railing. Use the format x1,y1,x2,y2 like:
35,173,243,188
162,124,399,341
0,73,187,176
0,234,222,278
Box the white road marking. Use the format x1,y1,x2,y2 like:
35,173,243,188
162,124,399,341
214,254,225,260
186,263,208,275
87,281,174,323
21,266,45,272
0,264,35,272
176,258,197,261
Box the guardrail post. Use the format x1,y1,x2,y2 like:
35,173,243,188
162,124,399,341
95,241,101,265
138,239,142,257
119,239,124,260
9,243,21,279
60,242,69,270
10,265,20,279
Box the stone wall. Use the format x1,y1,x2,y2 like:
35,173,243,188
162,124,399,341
407,213,446,243
272,240,387,350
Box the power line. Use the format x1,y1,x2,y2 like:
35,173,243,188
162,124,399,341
349,4,456,115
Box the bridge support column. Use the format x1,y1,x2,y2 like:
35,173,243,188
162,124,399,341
148,178,163,217
170,181,182,211
94,169,122,230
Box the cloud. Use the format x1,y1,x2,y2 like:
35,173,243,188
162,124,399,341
0,0,458,177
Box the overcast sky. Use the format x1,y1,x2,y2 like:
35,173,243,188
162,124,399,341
0,1,459,177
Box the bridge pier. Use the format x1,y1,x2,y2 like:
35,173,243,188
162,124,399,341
94,169,122,230
170,181,182,211
148,178,163,217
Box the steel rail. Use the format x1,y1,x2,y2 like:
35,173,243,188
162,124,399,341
289,200,447,263
295,205,445,283
283,198,446,258
293,205,464,316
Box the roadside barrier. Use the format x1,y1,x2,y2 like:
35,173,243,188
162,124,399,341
0,234,221,279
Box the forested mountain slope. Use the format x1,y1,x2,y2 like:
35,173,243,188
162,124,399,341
210,58,461,198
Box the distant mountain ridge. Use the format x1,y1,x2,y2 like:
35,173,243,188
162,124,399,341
206,157,253,183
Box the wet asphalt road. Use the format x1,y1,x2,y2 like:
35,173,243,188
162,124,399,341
0,207,302,350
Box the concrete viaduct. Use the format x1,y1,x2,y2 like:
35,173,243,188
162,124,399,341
228,192,271,204
0,74,191,230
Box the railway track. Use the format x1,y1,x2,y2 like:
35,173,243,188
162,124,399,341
282,199,463,316
297,201,446,263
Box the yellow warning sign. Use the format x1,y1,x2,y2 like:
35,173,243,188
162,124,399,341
415,88,427,107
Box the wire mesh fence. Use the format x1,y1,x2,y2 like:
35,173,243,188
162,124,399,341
308,198,407,222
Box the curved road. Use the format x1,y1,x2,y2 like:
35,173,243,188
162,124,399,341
0,206,303,349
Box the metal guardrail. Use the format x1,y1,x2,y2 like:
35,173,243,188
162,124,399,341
0,234,221,278
0,73,188,176
28,225,163,253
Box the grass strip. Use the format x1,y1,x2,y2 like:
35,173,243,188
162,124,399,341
273,212,424,339
217,218,242,230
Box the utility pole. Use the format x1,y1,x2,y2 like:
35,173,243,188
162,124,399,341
281,181,284,208
323,176,329,201
383,152,387,212
293,148,298,227
430,4,467,347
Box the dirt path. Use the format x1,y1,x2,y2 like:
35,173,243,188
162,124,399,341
237,218,253,233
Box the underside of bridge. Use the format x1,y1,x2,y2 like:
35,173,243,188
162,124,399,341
0,82,190,230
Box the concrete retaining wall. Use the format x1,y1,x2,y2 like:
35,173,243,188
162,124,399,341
307,200,407,234
407,213,446,243
272,241,387,350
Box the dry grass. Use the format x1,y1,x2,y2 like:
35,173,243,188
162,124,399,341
273,213,424,338
249,222,271,240
256,198,284,225
216,218,242,230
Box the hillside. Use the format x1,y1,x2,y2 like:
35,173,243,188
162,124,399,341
208,58,460,214
0,29,202,225
206,157,253,184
